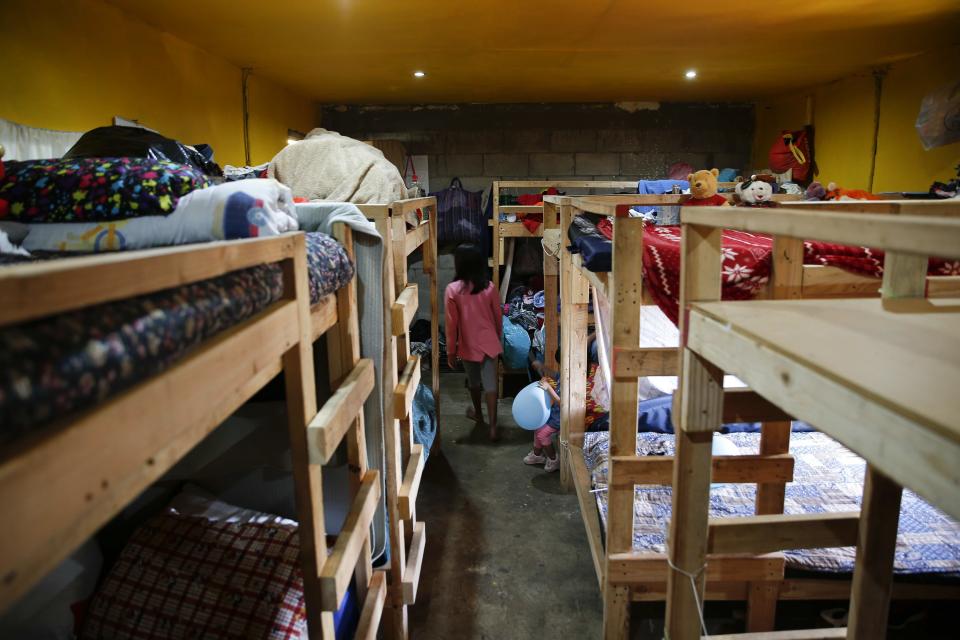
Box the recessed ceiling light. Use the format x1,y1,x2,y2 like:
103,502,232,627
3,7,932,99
685,69,697,79
413,70,426,78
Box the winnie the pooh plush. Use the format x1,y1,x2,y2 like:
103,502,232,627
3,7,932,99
734,175,779,207
682,168,729,206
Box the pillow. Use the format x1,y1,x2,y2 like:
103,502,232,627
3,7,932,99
0,157,211,223
81,490,307,640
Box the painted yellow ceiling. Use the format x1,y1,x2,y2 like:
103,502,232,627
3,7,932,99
107,0,960,104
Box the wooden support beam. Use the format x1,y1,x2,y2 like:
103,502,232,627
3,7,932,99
569,448,605,588
320,471,381,611
722,389,793,423
354,571,387,640
706,629,846,640
310,294,338,340
708,512,860,555
393,355,421,420
613,346,678,378
399,444,425,521
402,521,427,605
608,553,784,585
391,284,419,335
881,251,928,299
404,222,431,256
609,454,794,487
307,358,376,464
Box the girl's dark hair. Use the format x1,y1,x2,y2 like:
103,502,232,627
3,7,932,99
453,243,489,294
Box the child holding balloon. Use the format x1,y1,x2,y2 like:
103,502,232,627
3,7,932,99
523,372,562,472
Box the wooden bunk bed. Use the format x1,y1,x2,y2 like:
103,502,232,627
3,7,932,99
357,196,439,639
0,230,388,639
665,204,960,639
554,195,960,639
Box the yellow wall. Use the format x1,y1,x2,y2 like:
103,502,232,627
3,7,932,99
0,0,316,167
752,44,960,192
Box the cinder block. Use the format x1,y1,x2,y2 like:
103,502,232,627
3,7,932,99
642,128,684,153
620,152,669,178
597,129,644,152
575,152,619,176
444,130,504,154
529,153,575,176
714,153,748,175
682,128,727,153
666,153,711,171
483,153,529,176
550,129,597,152
438,154,484,176
406,134,445,155
503,129,551,152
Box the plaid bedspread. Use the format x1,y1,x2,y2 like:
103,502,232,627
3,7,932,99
582,431,960,576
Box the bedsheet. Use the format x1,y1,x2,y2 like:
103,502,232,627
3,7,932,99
569,217,957,323
582,431,960,576
0,232,353,444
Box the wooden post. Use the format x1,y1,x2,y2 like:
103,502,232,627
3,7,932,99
492,181,501,294
392,215,414,463
666,221,723,640
281,233,337,638
848,467,903,639
426,201,441,446
602,215,645,639
543,200,560,372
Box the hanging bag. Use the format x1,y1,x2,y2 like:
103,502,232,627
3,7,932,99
430,177,483,246
768,126,816,185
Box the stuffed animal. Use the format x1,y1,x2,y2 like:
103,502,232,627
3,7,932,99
805,181,826,201
682,168,729,207
824,182,883,201
734,175,779,207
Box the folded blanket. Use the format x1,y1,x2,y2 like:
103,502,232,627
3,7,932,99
21,179,297,252
269,128,409,204
0,157,211,222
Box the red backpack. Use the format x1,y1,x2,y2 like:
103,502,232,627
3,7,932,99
769,126,816,185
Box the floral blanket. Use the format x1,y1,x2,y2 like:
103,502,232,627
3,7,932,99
592,221,957,324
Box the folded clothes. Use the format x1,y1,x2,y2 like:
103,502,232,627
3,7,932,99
21,179,297,252
0,157,211,223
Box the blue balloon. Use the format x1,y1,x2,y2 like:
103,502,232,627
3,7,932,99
512,382,551,430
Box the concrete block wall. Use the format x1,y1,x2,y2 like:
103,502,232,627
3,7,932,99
321,102,755,195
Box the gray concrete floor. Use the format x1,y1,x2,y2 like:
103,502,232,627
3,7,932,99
408,372,606,639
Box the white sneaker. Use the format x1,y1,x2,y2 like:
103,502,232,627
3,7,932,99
523,450,546,465
544,455,560,472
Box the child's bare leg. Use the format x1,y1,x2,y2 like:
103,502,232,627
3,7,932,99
485,391,499,441
467,386,485,424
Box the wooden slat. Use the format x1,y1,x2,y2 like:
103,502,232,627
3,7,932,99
307,358,376,464
398,444,425,520
682,207,960,259
609,454,794,487
496,179,639,189
498,205,544,213
706,629,846,640
881,251,928,299
0,300,299,612
708,512,859,555
613,346,678,378
780,579,960,601
404,221,431,255
354,571,387,640
391,284,419,335
781,198,960,216
320,471,381,611
569,448,605,588
723,389,793,423
393,355,421,420
401,521,427,605
499,223,543,237
608,554,784,585
0,234,298,327
310,293,338,340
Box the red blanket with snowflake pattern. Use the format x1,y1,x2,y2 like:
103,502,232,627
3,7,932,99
595,221,956,324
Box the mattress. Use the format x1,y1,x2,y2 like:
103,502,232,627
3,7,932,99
0,232,353,444
567,216,956,323
582,430,960,576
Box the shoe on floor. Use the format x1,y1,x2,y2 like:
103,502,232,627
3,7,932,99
523,450,546,465
544,455,560,472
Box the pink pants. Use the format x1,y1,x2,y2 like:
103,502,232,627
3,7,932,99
534,425,559,448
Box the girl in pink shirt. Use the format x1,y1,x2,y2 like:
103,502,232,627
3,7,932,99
445,243,503,441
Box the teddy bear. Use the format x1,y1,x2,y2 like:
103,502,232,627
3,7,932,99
804,181,827,201
734,175,779,207
681,168,729,206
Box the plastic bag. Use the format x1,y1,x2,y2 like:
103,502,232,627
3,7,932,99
501,317,532,369
916,80,960,150
64,125,222,176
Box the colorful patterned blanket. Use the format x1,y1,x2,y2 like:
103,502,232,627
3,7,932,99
582,431,960,576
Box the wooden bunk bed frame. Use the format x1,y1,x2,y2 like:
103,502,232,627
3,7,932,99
356,196,439,639
666,204,960,639
553,196,960,639
0,230,388,639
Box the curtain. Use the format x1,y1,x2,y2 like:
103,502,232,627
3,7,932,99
0,117,83,160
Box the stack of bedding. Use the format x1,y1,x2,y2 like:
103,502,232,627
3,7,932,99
582,430,960,576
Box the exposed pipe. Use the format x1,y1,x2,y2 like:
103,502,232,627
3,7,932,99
867,68,888,192
241,67,252,166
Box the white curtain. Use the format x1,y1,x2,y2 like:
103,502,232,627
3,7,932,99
0,117,83,160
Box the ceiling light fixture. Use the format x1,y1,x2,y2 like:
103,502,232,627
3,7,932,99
413,70,426,78
685,69,697,79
